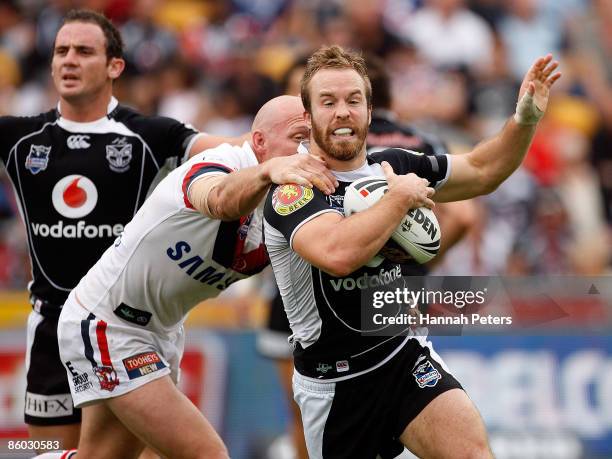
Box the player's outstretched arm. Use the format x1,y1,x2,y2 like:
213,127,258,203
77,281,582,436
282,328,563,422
293,162,435,277
435,54,561,202
190,154,337,221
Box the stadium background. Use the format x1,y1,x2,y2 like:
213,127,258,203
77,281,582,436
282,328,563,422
0,0,610,457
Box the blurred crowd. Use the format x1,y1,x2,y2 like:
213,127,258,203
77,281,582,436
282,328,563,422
0,0,611,288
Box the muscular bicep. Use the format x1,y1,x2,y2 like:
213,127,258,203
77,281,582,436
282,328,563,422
433,154,487,202
292,211,345,273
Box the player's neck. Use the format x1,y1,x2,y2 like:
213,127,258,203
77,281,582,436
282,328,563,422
59,91,113,123
310,143,367,172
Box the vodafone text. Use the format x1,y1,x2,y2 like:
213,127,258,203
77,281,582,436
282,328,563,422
31,221,124,238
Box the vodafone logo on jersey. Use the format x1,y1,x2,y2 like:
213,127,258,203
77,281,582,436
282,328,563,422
52,175,98,219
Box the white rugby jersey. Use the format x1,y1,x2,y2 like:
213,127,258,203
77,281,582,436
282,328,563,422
73,141,268,332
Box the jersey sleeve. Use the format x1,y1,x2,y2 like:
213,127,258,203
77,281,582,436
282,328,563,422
180,146,243,209
264,184,342,248
0,115,48,166
135,115,199,163
370,148,451,190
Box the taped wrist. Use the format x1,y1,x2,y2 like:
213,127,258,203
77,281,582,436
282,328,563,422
514,91,544,125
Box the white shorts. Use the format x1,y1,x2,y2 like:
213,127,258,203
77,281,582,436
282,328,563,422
58,294,184,408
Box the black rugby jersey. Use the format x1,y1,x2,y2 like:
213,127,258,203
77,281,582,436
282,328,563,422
0,97,198,309
263,148,450,380
367,109,449,157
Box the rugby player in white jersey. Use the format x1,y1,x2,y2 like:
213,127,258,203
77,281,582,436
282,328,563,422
40,95,339,459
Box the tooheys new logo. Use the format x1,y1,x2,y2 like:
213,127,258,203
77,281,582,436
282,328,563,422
30,175,124,239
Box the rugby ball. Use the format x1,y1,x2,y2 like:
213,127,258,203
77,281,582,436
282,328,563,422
344,176,441,264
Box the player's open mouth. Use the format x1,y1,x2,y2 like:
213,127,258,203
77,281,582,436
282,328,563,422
332,127,354,137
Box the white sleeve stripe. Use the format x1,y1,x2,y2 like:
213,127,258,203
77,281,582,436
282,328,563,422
289,209,344,249
183,132,206,162
435,154,452,190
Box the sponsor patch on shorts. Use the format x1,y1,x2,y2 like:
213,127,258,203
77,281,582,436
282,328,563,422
24,392,73,418
413,360,441,388
122,352,166,380
272,185,314,215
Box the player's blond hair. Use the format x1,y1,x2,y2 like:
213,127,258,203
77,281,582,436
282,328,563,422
300,45,372,113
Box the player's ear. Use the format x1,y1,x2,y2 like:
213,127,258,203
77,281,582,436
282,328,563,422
304,111,312,129
252,130,265,151
368,106,372,126
108,57,125,80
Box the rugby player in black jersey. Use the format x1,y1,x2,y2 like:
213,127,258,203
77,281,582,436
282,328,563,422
263,45,560,458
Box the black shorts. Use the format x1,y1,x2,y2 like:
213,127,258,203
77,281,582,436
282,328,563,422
25,310,81,425
293,338,462,459
256,289,293,359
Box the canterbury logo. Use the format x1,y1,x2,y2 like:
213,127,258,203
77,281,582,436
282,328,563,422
67,135,91,149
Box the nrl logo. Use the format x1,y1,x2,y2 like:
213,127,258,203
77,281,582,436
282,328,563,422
106,137,132,173
25,144,51,174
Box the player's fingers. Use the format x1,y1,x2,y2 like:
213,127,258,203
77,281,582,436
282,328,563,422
286,173,313,189
425,187,435,198
547,71,562,87
421,197,435,209
381,161,396,181
542,60,559,79
302,156,338,188
309,173,335,195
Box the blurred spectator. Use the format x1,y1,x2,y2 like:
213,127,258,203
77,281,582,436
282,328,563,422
498,0,569,82
399,0,495,75
385,41,469,126
570,0,612,227
121,0,178,75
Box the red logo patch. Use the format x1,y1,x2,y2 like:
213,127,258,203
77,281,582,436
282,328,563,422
276,185,303,205
94,366,119,391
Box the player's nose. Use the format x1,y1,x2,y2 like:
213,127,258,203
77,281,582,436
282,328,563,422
334,101,350,119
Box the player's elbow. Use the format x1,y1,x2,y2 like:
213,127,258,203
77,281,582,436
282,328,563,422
320,249,362,277
480,179,501,195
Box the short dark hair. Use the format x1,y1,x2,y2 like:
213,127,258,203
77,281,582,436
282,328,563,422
301,45,372,113
60,9,124,59
365,54,391,110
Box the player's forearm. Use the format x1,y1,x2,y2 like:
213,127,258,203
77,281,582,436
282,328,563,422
323,193,411,275
469,117,537,194
207,165,272,220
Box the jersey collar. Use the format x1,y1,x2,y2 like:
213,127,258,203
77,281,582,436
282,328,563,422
56,97,120,132
57,96,119,119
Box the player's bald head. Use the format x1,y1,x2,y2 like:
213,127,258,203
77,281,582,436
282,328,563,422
250,95,309,162
252,95,305,133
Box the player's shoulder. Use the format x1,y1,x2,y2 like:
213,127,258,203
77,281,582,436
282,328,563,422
110,104,194,133
0,108,57,131
369,147,426,163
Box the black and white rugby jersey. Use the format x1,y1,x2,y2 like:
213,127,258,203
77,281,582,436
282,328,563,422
263,148,451,381
0,97,199,310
